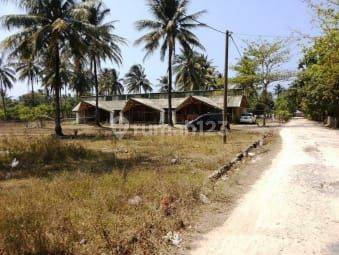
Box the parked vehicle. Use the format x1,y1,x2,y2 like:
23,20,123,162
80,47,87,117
239,113,257,124
186,113,223,132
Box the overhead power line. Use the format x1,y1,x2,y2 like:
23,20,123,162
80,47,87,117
233,32,320,40
230,35,242,58
185,15,320,40
184,15,227,35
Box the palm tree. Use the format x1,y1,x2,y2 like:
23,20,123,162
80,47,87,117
274,84,285,98
124,64,152,94
135,0,205,126
199,54,219,90
69,57,92,98
0,56,15,120
15,57,41,107
1,0,98,136
174,49,201,91
80,0,125,126
99,68,124,95
174,49,218,91
157,75,169,93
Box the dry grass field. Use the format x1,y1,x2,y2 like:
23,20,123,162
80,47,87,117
0,122,264,254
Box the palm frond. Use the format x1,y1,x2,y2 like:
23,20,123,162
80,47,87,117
1,14,46,30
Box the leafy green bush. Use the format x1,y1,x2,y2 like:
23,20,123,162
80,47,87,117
0,109,4,120
275,96,293,122
276,110,292,122
16,104,54,122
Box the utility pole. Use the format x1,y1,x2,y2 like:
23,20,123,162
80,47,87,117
223,30,230,144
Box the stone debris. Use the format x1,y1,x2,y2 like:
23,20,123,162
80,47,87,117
79,239,87,245
163,231,182,247
128,196,142,206
11,158,19,168
248,152,256,157
199,194,210,204
221,175,229,181
171,158,180,165
209,134,267,181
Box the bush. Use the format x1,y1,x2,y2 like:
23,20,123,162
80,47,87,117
276,110,292,122
275,96,293,122
0,109,4,120
17,104,54,122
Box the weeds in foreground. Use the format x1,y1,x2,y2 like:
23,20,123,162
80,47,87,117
0,131,260,254
0,137,121,179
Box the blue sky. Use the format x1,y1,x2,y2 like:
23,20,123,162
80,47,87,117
0,0,319,98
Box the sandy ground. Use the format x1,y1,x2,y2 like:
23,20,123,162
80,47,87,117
190,118,339,255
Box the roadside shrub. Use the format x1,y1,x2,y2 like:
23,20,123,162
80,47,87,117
0,109,4,120
17,104,54,122
275,96,293,122
276,110,292,122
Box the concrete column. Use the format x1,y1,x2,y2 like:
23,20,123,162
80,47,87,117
160,111,165,124
119,111,124,124
110,112,114,126
76,112,80,124
172,110,177,125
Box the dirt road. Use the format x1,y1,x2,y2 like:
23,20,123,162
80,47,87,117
190,118,339,255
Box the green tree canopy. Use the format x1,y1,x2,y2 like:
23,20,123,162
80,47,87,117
135,0,206,126
99,68,124,96
124,64,152,94
174,49,219,91
233,40,290,125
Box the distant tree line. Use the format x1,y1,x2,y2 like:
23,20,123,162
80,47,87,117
270,0,338,123
0,0,223,132
0,0,337,131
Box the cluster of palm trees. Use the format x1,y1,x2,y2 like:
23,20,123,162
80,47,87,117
174,49,220,91
99,52,220,95
0,0,215,134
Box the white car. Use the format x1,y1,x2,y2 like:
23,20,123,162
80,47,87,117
240,113,257,124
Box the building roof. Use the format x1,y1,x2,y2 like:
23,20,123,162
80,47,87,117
72,100,127,112
126,98,165,112
73,95,247,113
212,95,246,108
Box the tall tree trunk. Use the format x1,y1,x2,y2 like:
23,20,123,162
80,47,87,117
1,90,7,120
93,57,101,127
54,43,63,136
59,86,63,118
167,43,174,127
263,84,267,127
31,76,35,107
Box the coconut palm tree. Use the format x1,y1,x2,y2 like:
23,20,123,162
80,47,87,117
99,68,124,95
174,49,218,91
79,0,125,126
157,75,169,93
198,54,219,90
15,57,41,107
1,0,98,135
274,83,285,98
0,56,15,120
69,57,92,98
135,0,205,126
174,49,201,91
124,64,152,94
